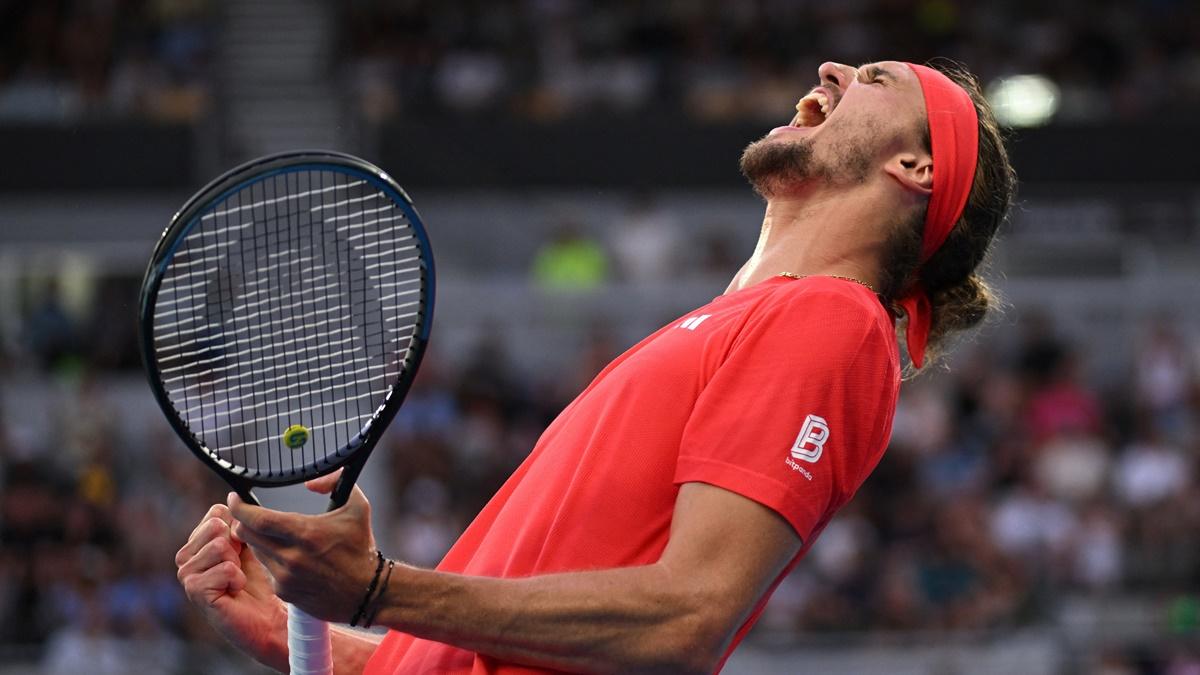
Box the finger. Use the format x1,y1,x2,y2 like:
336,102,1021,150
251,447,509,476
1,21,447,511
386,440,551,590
183,560,247,607
211,504,244,552
305,468,343,495
226,560,248,594
182,505,232,550
176,515,236,567
232,520,292,567
227,492,302,542
187,504,233,542
242,541,289,595
237,537,275,591
177,533,241,582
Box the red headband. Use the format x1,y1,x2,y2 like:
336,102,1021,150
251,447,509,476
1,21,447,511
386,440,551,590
897,63,978,368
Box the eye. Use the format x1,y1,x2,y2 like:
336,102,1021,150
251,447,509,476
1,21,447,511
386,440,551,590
859,67,888,85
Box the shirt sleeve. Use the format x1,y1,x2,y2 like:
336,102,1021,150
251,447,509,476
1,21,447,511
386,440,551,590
673,284,898,543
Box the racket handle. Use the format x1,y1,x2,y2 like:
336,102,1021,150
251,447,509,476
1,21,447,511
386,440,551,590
327,458,366,511
287,603,332,675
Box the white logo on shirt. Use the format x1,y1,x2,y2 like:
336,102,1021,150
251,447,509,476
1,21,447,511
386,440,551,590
678,314,712,331
789,415,830,463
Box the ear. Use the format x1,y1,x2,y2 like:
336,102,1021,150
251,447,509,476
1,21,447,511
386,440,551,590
884,151,933,196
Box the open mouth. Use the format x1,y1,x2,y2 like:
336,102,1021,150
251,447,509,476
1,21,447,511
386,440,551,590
792,90,831,127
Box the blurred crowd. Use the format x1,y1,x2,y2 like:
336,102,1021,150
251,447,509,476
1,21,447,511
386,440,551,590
8,0,1200,127
0,0,213,122
4,268,1200,672
529,195,739,291
768,315,1200,632
0,384,249,673
342,0,1200,123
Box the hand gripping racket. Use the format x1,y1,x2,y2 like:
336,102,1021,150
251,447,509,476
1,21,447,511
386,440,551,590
138,150,434,674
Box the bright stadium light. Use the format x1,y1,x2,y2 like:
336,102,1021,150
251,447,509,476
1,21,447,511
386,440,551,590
986,74,1060,128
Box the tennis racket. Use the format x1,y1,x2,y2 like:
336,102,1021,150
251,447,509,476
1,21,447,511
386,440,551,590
138,150,434,675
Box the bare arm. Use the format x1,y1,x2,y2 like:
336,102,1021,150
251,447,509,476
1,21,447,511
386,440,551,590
233,481,802,674
371,482,801,673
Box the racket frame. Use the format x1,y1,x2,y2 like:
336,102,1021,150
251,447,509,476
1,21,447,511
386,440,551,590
137,150,435,508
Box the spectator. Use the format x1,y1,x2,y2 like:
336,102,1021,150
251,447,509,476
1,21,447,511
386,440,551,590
531,222,609,291
1134,319,1197,444
1,304,1199,664
22,280,78,371
340,1,1200,124
0,0,213,123
608,192,681,283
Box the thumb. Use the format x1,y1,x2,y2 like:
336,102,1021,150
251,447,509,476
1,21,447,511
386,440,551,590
305,468,344,495
238,539,274,592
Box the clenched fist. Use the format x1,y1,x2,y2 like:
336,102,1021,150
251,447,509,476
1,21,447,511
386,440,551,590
176,503,289,671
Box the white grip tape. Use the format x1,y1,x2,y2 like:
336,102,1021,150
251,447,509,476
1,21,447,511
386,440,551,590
287,604,332,675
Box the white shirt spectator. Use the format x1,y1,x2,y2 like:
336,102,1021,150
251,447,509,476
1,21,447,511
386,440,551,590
991,484,1077,560
1113,440,1191,507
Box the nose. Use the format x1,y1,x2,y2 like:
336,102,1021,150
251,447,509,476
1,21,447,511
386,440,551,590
818,62,855,91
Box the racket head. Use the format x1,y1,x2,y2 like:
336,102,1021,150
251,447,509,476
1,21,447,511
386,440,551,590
138,150,434,496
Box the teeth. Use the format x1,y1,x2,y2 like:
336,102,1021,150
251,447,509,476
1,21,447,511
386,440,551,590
793,92,831,127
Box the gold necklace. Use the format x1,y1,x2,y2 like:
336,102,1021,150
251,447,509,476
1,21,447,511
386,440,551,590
777,272,877,294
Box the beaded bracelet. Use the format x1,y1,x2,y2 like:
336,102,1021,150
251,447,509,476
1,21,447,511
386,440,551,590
363,558,396,628
349,549,386,627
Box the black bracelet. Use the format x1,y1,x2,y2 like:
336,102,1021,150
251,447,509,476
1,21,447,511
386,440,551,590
349,549,386,627
363,559,396,628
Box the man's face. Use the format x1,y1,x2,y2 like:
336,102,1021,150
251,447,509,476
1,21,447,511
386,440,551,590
740,61,929,198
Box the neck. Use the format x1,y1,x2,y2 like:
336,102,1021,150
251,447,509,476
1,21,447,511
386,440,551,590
726,181,893,294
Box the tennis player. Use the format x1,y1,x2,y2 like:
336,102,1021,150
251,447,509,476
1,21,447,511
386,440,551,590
176,60,1015,674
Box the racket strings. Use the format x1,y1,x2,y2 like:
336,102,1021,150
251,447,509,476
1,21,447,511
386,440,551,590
151,169,425,479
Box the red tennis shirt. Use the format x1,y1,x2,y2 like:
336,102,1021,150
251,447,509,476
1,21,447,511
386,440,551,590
365,275,901,674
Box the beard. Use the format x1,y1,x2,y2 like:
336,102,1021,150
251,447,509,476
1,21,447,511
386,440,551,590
739,130,873,198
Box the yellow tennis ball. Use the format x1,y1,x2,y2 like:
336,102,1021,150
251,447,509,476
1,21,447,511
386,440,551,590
282,424,309,449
